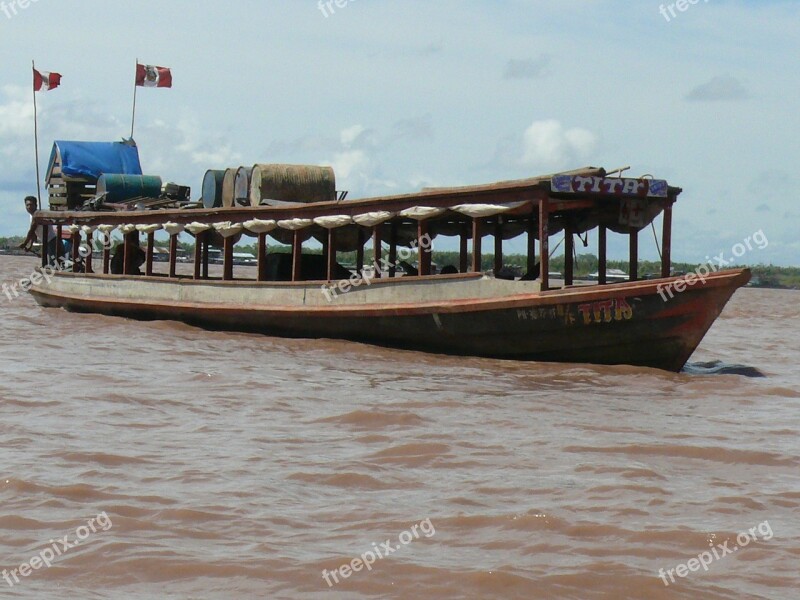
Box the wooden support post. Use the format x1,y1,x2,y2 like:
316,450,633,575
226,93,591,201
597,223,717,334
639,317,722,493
629,227,639,282
257,232,267,282
388,222,398,277
372,225,382,279
356,227,365,274
494,220,503,274
55,225,63,263
526,217,537,277
291,230,303,282
564,226,574,287
598,225,607,286
662,201,673,278
103,236,111,275
123,232,134,276
71,233,80,272
539,199,550,291
320,231,329,269
169,234,178,278
460,222,469,274
202,235,209,279
85,232,94,274
193,233,202,280
223,235,234,281
471,218,482,273
40,224,48,268
418,220,431,276
326,228,336,281
146,232,155,276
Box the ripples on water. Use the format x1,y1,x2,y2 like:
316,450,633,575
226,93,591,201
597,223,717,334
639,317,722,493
1,256,798,599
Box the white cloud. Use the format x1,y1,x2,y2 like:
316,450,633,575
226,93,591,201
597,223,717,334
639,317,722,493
521,120,597,169
340,125,366,148
330,149,368,180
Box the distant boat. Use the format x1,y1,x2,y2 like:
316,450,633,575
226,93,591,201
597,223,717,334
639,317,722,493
587,268,629,282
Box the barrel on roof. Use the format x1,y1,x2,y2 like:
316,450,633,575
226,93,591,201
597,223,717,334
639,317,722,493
249,164,336,207
221,168,237,207
97,174,162,203
234,167,253,206
201,169,225,208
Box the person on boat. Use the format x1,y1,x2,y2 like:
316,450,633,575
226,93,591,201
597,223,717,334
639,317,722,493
19,196,61,262
519,262,541,281
110,236,146,275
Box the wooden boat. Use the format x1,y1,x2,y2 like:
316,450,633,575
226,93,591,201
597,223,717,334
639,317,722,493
28,163,750,372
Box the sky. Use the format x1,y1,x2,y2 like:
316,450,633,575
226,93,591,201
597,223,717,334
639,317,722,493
0,0,798,265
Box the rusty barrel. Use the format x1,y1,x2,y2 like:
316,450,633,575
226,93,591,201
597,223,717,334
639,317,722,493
221,167,237,208
249,164,336,206
234,166,254,207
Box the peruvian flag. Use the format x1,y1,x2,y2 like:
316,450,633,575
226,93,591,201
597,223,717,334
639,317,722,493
33,69,62,92
136,63,172,88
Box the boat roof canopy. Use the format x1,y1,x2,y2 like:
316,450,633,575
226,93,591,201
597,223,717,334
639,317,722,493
36,165,681,252
46,140,143,182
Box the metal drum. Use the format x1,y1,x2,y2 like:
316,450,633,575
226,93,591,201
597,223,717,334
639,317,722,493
249,164,336,206
201,169,225,208
221,168,237,208
97,174,162,203
234,166,254,206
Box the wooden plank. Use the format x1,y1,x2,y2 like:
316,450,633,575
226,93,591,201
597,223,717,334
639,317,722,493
460,222,469,274
193,234,202,279
564,226,574,286
41,225,48,268
418,220,431,276
372,226,382,279
257,232,267,282
494,220,503,274
662,200,673,278
471,218,482,273
146,232,155,276
223,235,233,281
326,228,336,281
169,234,178,278
526,217,536,276
598,225,607,285
539,199,549,292
356,227,365,274
85,232,94,274
292,230,303,282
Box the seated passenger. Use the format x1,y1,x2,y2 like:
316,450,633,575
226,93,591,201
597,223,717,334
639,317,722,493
110,238,146,275
519,262,541,281
440,265,459,275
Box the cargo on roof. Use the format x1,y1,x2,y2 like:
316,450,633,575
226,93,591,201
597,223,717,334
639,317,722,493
45,140,144,210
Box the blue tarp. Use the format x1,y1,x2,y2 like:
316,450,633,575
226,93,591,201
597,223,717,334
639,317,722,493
47,141,143,181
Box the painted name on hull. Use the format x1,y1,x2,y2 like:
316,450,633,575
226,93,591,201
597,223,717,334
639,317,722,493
517,298,635,326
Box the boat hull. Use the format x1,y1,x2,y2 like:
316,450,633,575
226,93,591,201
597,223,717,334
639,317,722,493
29,269,750,371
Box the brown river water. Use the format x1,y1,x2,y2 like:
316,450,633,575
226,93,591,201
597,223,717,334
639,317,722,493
0,254,798,599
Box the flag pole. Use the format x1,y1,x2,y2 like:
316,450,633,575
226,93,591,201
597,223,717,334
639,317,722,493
32,60,42,205
130,58,138,139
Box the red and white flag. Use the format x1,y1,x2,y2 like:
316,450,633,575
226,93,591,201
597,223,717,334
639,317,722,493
33,69,62,92
136,63,172,88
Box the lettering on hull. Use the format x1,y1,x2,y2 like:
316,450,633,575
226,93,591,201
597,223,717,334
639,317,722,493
516,298,635,326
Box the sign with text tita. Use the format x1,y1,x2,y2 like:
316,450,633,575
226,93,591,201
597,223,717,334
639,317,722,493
551,175,668,198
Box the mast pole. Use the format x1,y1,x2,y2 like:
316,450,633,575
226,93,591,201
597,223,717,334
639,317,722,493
130,58,138,139
32,60,42,205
